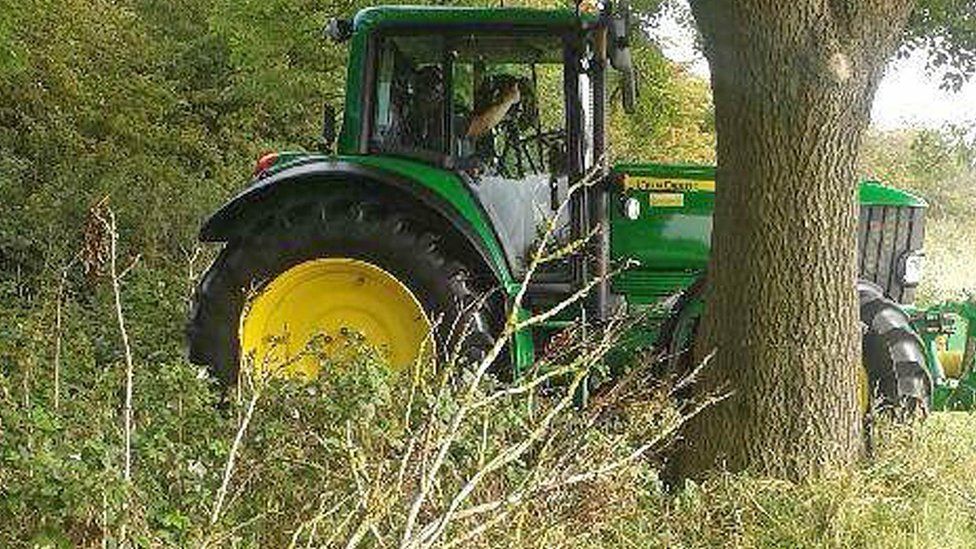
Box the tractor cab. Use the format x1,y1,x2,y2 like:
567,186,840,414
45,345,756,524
330,6,633,291
364,28,581,273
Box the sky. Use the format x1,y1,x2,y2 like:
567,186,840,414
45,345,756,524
649,9,976,131
872,53,976,130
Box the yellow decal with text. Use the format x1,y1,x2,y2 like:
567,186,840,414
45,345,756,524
648,193,685,207
623,176,716,193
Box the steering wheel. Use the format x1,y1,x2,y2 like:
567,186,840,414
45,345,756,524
491,123,566,180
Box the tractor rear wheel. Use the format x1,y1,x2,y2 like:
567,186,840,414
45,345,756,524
659,278,932,416
187,194,500,385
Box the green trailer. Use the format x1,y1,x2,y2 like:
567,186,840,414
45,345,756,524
187,4,969,414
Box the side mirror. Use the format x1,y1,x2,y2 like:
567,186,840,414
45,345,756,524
608,2,637,114
320,103,337,153
325,18,352,43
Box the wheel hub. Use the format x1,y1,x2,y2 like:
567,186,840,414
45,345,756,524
858,361,871,415
239,258,433,379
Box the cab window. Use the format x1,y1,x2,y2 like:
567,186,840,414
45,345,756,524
369,31,569,176
370,35,447,160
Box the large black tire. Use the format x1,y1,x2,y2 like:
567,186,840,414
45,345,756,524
658,278,932,414
187,191,501,386
858,280,931,415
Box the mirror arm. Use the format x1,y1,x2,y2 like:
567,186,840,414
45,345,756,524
319,103,337,153
606,1,637,113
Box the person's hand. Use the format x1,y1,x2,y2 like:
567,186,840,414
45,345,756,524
466,80,523,138
502,81,521,105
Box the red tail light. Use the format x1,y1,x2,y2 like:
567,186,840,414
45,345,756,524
253,152,279,178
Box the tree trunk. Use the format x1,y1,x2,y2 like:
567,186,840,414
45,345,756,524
673,0,916,480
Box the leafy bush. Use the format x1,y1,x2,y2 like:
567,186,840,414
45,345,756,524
0,287,685,546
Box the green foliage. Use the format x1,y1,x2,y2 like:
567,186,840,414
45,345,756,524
905,0,976,91
8,336,976,546
608,41,715,164
0,300,677,545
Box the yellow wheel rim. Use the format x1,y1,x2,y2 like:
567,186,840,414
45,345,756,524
240,258,432,379
858,361,871,415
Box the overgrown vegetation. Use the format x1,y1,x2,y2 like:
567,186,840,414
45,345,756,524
1,0,974,546
4,310,976,546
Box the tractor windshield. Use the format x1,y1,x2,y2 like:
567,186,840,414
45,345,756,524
369,29,595,274
368,31,569,177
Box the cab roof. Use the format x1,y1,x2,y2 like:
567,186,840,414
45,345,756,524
352,5,591,33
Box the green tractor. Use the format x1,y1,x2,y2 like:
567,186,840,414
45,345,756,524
187,4,973,414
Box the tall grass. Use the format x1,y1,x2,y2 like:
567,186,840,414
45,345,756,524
3,259,975,547
1,193,975,547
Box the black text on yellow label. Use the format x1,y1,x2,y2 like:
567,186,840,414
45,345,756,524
648,193,685,207
623,176,716,192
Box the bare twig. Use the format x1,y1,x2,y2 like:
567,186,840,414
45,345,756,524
53,250,82,411
288,494,353,549
117,253,142,281
181,244,203,304
413,319,629,547
400,166,612,547
94,207,135,483
210,382,260,526
209,332,333,529
446,390,733,527
90,201,137,544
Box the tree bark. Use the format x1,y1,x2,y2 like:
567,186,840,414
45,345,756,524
673,0,916,480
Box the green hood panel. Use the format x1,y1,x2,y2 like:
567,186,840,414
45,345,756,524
609,163,929,303
610,164,715,282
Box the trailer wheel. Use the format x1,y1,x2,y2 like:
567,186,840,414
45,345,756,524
659,278,932,416
187,194,500,386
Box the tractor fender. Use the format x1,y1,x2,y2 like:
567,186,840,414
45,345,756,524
200,159,510,284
